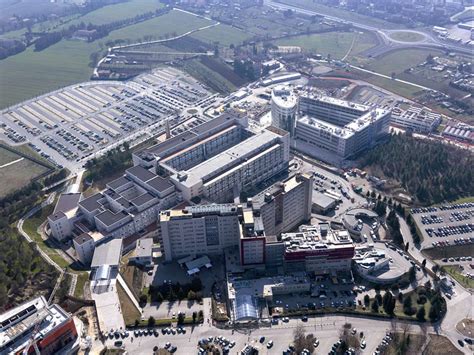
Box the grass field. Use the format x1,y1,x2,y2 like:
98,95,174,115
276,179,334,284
367,48,442,76
0,9,216,109
117,281,141,325
0,147,50,197
0,41,96,109
388,31,425,42
424,334,463,355
63,0,164,28
275,32,365,59
1,0,165,39
105,9,212,43
23,204,71,269
443,265,474,289
277,0,405,30
191,24,252,46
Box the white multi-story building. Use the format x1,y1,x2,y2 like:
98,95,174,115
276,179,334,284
391,106,442,133
73,233,95,266
48,192,82,241
271,85,298,136
295,95,391,163
158,204,242,261
251,173,313,236
133,112,290,202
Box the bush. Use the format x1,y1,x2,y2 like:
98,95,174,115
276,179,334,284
416,307,425,321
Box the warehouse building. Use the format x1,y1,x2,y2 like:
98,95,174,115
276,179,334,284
133,112,290,202
294,95,390,164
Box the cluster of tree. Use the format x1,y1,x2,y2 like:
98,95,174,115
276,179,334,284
405,214,421,244
43,168,68,186
360,133,474,204
381,291,396,315
34,32,62,51
0,228,58,310
147,277,203,303
233,59,256,81
402,284,446,321
32,7,169,52
338,323,361,352
293,324,316,354
85,144,132,183
386,210,403,245
0,39,26,59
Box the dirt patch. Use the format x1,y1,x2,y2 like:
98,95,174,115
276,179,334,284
423,334,463,355
456,318,474,338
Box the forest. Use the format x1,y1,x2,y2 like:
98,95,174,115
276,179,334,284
0,227,58,310
360,133,474,205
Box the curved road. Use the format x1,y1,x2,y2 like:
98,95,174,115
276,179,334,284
265,0,472,55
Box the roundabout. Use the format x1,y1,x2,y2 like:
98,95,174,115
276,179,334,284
387,30,427,43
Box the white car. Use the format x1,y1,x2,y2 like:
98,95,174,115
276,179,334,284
267,340,274,348
361,340,366,348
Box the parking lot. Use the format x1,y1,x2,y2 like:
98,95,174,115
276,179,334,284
411,203,474,250
0,67,215,172
103,314,415,355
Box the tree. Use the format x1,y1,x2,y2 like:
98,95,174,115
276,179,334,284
409,266,416,282
416,307,425,321
426,53,435,64
191,277,203,292
391,72,396,79
188,290,196,300
405,242,409,252
139,293,147,306
403,296,414,315
192,311,197,324
293,324,315,354
364,294,370,306
371,299,379,313
148,316,155,327
177,313,185,325
198,310,204,321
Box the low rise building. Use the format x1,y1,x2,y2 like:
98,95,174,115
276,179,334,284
129,238,153,267
282,223,355,275
91,238,123,284
75,165,177,240
0,296,79,354
391,106,442,133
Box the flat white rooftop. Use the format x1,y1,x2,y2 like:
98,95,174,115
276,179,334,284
172,128,282,187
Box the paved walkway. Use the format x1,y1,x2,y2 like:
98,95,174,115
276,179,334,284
91,279,125,332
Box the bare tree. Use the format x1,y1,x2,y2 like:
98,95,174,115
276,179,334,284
293,324,315,354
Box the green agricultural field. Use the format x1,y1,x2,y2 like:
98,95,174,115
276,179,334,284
64,0,164,27
275,31,373,59
0,147,21,166
105,10,212,43
367,48,442,76
0,147,50,197
0,10,215,109
0,41,96,109
191,24,252,46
